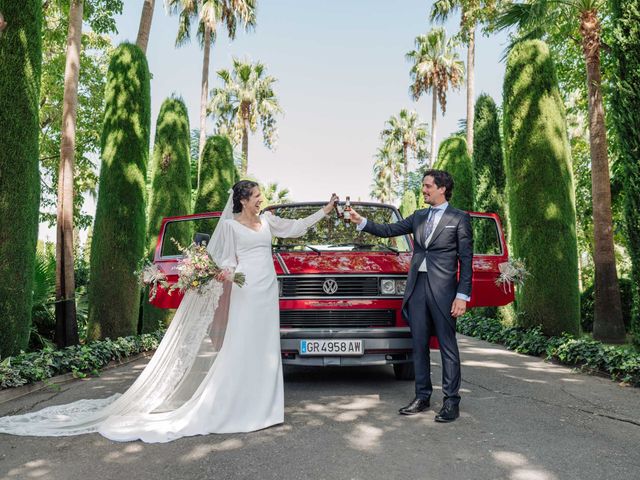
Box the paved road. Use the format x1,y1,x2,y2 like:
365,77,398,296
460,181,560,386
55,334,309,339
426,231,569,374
1,335,639,480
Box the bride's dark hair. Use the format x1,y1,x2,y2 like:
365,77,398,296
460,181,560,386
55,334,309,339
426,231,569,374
232,180,260,213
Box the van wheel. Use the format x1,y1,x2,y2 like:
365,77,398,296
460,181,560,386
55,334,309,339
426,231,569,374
393,362,415,380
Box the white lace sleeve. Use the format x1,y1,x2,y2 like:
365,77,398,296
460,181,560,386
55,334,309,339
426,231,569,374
264,208,327,238
210,219,237,270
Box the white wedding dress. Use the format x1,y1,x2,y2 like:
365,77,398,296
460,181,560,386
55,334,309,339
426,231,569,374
0,196,326,443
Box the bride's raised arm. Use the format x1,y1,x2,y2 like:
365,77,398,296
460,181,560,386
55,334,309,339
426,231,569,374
263,194,337,238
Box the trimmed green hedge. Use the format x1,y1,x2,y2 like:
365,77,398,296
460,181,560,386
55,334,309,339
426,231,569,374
0,0,42,357
193,135,238,235
502,39,580,336
433,136,473,211
0,330,164,389
458,314,640,386
400,190,417,218
473,93,505,219
142,96,192,333
611,0,640,345
88,43,151,340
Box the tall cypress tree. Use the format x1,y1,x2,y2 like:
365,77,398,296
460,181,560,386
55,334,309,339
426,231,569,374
0,2,42,356
503,40,580,336
88,43,151,340
141,96,192,333
194,135,238,235
611,0,640,345
473,93,507,258
473,94,506,217
434,136,473,211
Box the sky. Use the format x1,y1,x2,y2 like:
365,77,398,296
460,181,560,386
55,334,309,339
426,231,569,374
112,0,510,202
40,0,511,242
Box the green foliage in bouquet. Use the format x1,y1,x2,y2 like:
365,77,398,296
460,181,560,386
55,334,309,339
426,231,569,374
0,0,42,357
88,43,151,340
142,96,192,332
170,239,246,294
194,135,238,236
503,40,580,336
434,136,473,211
611,0,640,345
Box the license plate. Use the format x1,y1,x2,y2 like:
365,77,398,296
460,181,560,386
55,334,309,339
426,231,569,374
300,339,363,356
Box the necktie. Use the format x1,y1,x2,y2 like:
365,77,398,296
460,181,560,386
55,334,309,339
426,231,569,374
424,207,437,242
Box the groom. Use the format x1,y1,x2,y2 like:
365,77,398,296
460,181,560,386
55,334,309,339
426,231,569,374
349,169,473,422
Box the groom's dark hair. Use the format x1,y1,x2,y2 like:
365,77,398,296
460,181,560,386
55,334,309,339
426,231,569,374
232,180,260,213
422,169,454,201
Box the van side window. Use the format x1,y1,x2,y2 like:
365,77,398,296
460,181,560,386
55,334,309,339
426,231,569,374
472,216,502,255
160,217,219,258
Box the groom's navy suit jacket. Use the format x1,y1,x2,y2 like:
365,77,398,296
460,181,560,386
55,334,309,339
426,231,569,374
362,205,473,321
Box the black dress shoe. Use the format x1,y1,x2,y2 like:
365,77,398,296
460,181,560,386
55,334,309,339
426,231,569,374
434,404,459,423
398,397,430,415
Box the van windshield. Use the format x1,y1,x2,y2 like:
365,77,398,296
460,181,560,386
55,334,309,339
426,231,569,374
268,204,412,253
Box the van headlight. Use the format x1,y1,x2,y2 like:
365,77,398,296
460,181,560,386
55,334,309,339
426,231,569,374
380,278,406,295
380,279,396,295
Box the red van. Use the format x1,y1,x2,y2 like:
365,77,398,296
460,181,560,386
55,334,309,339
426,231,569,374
150,202,513,380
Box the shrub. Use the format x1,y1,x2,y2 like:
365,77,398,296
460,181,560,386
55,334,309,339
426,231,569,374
457,313,640,386
0,330,164,389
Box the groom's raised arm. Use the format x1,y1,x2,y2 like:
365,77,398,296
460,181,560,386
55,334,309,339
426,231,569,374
349,208,415,238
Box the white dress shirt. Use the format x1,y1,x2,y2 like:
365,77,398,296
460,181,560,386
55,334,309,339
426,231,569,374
357,202,470,302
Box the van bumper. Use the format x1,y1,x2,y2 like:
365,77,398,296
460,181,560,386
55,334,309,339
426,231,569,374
280,327,414,366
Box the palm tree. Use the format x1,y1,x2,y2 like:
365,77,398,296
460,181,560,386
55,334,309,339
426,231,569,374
371,145,402,203
262,182,291,206
407,27,465,167
136,0,155,53
209,58,282,175
431,0,506,157
166,0,256,190
380,109,429,188
496,0,625,343
56,0,83,347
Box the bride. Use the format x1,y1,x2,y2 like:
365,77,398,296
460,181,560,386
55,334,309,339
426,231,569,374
0,181,336,443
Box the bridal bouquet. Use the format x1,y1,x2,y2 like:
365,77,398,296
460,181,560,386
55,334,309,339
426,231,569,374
495,258,530,293
169,239,246,295
135,260,169,301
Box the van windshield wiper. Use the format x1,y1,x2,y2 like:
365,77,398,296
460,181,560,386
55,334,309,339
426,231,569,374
373,244,399,254
273,244,321,254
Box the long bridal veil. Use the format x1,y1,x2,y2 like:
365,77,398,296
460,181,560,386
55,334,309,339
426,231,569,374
0,191,236,440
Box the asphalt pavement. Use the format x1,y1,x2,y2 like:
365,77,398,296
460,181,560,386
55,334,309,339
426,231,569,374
1,334,638,480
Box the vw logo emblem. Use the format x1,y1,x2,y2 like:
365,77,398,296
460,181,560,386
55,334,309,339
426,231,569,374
322,279,338,295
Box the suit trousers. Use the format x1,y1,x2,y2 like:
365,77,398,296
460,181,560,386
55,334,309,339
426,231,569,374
406,272,461,406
